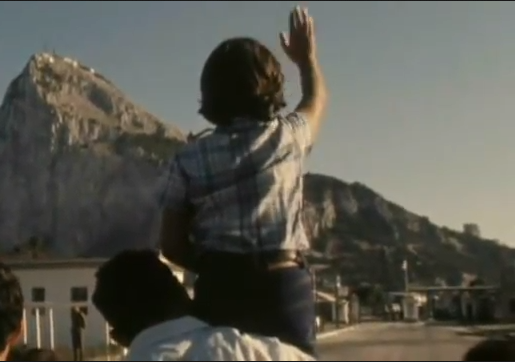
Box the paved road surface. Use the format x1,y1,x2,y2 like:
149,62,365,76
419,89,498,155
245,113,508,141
318,322,482,361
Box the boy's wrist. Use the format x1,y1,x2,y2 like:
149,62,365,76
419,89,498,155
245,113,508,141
296,56,318,72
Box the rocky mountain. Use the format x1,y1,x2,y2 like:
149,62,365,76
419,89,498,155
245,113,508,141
0,53,509,284
0,53,185,256
303,173,514,287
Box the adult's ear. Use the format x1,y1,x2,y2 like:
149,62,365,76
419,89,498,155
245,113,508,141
8,321,24,349
109,328,130,349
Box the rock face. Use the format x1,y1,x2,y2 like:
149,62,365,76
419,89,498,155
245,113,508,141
0,53,186,256
303,173,514,286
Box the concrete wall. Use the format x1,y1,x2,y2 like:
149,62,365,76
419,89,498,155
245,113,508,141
15,266,107,350
12,262,184,350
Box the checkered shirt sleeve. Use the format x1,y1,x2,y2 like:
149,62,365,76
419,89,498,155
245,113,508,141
282,112,314,156
159,156,188,211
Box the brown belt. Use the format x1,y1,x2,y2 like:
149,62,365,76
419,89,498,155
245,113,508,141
199,250,304,271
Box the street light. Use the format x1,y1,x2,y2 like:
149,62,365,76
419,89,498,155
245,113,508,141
334,273,341,328
312,267,318,334
392,225,408,293
402,259,409,293
311,264,330,336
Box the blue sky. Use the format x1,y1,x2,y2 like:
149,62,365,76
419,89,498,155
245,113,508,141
0,1,514,244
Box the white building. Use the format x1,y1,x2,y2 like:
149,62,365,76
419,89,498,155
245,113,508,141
8,257,185,352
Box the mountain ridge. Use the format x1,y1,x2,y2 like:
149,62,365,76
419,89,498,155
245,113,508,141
302,172,511,287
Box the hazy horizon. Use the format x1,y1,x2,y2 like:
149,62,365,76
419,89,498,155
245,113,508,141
0,1,514,245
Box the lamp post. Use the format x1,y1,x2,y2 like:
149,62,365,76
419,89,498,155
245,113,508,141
394,225,409,293
312,267,318,334
403,259,409,293
334,273,341,328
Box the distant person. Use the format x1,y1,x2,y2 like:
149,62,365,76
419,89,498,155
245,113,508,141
0,263,24,361
92,250,315,361
463,339,515,361
70,306,86,361
158,5,327,356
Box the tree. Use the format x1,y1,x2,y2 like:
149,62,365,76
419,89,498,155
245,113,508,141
25,236,46,259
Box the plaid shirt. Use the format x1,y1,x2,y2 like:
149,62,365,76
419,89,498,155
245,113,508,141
159,112,312,254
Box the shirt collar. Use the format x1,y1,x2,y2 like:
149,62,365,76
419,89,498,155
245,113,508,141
216,117,275,132
129,316,208,353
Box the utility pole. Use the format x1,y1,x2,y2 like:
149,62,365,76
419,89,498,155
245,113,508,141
392,225,408,292
310,264,329,335
334,272,341,328
312,267,318,334
402,259,409,293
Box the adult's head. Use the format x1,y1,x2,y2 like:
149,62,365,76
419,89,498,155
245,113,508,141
0,263,24,361
19,348,60,361
91,249,191,348
199,37,287,126
463,339,515,361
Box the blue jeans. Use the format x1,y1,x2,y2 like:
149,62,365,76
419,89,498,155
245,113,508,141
194,259,316,356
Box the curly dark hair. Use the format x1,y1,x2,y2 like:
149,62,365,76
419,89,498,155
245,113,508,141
92,250,191,347
199,37,287,126
0,263,24,353
10,348,60,361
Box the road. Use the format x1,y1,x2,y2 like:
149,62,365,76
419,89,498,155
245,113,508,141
317,322,482,361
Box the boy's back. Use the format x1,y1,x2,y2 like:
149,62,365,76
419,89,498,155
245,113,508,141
163,112,313,253
159,13,326,354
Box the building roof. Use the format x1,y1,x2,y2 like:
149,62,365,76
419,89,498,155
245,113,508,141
6,258,108,270
315,290,336,302
6,257,184,272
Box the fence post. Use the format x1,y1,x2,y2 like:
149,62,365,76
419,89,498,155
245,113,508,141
105,322,111,361
35,308,41,348
49,306,55,350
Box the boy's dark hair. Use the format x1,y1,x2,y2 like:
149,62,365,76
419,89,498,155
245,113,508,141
199,37,287,126
463,339,515,361
92,250,191,346
20,348,60,361
0,263,24,353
